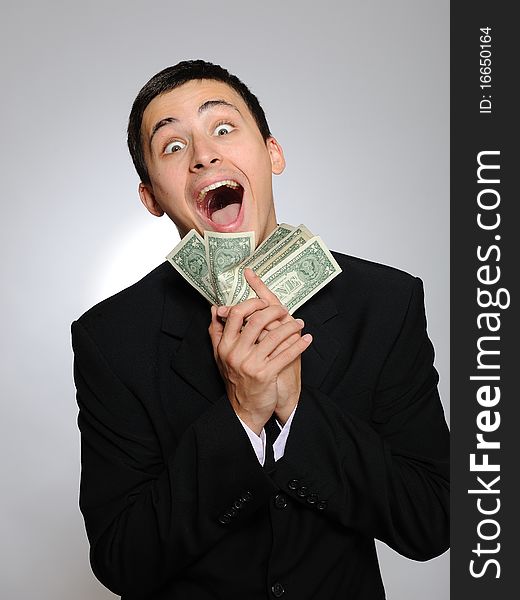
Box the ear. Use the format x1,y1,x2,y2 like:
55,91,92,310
267,136,286,175
139,182,165,217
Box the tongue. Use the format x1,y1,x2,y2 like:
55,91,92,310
211,202,241,225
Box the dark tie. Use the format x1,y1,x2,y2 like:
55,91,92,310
264,415,281,473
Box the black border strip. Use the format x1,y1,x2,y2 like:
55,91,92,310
451,2,518,597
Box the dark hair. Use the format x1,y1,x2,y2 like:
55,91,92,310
127,60,272,184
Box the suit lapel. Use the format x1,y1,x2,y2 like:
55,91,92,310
161,272,224,404
294,286,342,389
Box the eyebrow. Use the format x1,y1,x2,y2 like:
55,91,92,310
198,99,241,115
149,99,241,145
150,117,178,143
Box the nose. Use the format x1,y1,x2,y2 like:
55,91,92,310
189,136,222,172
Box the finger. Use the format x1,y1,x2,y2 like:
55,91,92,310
256,312,297,343
256,327,274,343
257,322,286,343
245,268,282,306
220,305,286,330
216,305,231,319
265,333,313,374
249,311,290,341
238,304,289,349
268,330,302,359
263,313,292,330
256,319,305,358
221,298,269,341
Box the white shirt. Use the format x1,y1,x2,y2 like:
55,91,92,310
237,406,297,466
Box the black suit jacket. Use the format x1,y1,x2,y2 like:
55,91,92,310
72,251,449,599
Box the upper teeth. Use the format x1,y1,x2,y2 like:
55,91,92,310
197,180,240,203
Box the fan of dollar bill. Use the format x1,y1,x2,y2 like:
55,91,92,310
165,224,342,315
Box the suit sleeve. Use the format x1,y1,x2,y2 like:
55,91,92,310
72,320,276,597
271,277,450,561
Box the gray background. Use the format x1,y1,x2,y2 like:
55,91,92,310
0,0,449,598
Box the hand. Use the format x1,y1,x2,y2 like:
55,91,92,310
208,269,312,433
243,269,310,424
244,269,300,355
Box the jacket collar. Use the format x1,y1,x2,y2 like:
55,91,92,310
160,269,224,403
293,285,341,389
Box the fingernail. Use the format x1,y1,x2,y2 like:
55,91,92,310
295,318,304,327
217,306,228,316
302,333,313,343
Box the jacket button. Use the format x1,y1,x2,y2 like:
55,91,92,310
288,479,299,490
271,582,285,597
297,486,309,497
274,493,288,510
317,500,328,511
306,493,318,505
218,514,231,525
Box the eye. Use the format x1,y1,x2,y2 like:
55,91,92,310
213,122,234,136
164,140,186,154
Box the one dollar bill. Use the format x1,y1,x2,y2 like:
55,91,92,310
205,230,255,304
165,224,342,312
261,236,341,314
165,229,217,305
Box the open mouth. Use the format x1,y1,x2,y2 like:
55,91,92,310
197,180,244,226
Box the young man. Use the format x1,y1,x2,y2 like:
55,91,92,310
72,60,449,599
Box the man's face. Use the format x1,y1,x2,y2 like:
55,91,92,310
139,79,285,246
